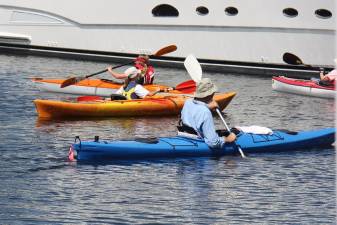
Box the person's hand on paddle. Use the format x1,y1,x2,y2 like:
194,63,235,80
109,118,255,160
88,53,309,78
163,87,173,92
319,67,326,80
107,66,113,72
224,132,237,143
207,100,219,111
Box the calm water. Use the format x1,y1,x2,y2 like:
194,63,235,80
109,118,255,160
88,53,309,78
0,54,335,224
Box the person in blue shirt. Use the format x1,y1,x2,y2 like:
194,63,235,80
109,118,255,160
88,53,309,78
180,78,236,149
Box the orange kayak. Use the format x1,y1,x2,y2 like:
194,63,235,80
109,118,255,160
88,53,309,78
31,78,194,96
34,92,236,118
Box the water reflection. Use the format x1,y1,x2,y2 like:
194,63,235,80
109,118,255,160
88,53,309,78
0,54,335,224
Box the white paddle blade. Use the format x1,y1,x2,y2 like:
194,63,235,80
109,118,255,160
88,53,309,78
184,54,202,82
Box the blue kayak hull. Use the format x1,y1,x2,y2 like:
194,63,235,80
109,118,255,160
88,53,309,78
70,128,335,161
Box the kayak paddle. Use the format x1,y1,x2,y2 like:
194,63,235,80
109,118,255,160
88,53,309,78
184,54,202,82
173,79,196,93
283,52,314,68
60,44,177,88
183,54,246,158
283,52,329,75
215,108,246,158
283,52,304,65
76,80,196,101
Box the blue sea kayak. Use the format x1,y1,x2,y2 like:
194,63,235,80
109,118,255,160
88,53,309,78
69,128,335,161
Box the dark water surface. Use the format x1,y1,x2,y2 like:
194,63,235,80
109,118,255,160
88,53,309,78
0,54,335,224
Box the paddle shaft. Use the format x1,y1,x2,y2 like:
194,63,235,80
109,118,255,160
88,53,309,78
215,108,246,158
87,45,177,78
85,62,133,78
283,52,321,70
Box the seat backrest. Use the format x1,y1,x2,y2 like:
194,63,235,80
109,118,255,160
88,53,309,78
110,93,127,100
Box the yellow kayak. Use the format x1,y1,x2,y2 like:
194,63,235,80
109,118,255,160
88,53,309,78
34,92,236,118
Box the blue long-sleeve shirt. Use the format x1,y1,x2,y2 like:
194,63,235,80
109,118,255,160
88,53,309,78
180,99,224,149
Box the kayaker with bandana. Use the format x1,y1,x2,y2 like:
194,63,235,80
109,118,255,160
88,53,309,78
134,54,155,84
179,78,237,149
115,67,159,100
107,54,155,85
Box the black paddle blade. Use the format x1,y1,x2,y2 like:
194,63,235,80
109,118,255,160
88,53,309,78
60,76,85,88
283,52,303,65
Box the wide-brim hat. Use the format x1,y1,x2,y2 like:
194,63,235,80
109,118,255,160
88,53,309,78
124,67,141,79
194,78,218,98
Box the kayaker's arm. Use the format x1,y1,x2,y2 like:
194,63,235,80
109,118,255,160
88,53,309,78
149,85,180,96
145,87,162,97
107,66,128,79
206,101,238,143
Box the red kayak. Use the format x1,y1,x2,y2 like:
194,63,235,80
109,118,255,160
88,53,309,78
272,76,335,99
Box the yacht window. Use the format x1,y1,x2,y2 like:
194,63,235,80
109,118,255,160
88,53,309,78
283,8,298,17
152,4,179,17
225,7,238,16
196,6,209,16
315,9,332,19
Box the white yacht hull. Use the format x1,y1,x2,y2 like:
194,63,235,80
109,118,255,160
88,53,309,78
0,0,335,67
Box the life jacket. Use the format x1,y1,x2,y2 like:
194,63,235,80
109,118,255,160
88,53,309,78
177,119,232,137
122,81,140,100
135,63,155,84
